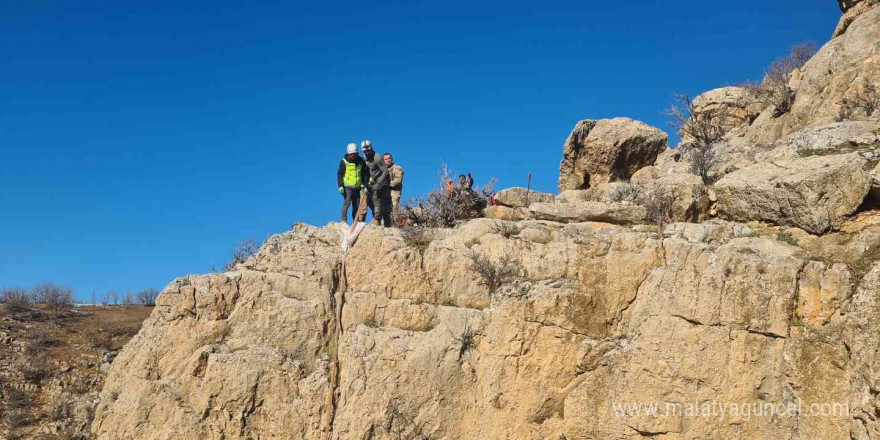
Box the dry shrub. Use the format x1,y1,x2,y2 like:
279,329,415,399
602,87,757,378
385,399,435,440
0,287,33,314
222,237,262,271
839,79,880,120
397,165,496,228
453,323,478,360
399,225,434,253
665,93,725,183
641,190,676,233
467,252,520,295
742,42,817,118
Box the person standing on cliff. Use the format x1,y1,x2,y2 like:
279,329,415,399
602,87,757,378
337,143,370,223
361,140,393,227
383,153,404,219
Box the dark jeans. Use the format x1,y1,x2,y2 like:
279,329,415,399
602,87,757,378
369,187,393,226
340,187,361,223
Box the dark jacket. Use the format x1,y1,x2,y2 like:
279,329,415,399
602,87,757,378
364,152,391,190
337,155,370,188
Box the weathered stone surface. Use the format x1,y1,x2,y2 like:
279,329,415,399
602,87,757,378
691,86,763,133
529,201,647,224
484,205,532,221
633,173,711,223
558,118,668,191
715,153,871,233
835,0,880,36
868,162,880,206
493,187,555,208
556,183,638,204
91,214,880,439
755,121,880,162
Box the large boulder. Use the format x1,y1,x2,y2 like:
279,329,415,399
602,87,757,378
558,118,668,191
715,153,871,234
529,201,647,225
493,187,555,208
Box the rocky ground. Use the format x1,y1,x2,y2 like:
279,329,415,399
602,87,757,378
0,305,151,440
87,1,880,439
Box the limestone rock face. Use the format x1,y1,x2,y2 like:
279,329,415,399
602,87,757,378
714,153,871,233
483,205,533,221
529,201,647,224
493,187,555,208
835,0,880,36
92,216,880,439
558,118,668,191
755,120,880,163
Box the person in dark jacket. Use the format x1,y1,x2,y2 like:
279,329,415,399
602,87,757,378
361,140,392,227
337,143,370,223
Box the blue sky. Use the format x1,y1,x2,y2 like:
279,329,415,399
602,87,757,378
1,0,838,299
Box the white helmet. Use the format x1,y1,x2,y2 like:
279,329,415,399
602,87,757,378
361,140,372,150
346,143,357,154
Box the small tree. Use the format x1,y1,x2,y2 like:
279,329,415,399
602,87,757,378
840,79,880,120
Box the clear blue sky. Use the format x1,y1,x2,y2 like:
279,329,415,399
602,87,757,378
1,0,838,299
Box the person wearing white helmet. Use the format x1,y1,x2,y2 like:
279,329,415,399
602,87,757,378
336,143,369,223
360,140,393,226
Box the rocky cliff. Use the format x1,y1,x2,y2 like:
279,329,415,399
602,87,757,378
92,3,880,439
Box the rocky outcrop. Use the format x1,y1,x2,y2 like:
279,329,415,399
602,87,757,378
493,187,555,208
835,0,880,36
755,120,880,162
714,153,871,233
558,118,668,191
92,216,880,439
738,5,880,146
529,200,647,224
691,87,763,133
484,205,532,221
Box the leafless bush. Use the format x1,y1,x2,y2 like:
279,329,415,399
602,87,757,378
467,252,520,295
223,237,262,271
397,165,496,228
36,282,74,316
385,399,435,440
743,42,817,118
453,323,478,360
399,225,433,253
135,288,160,306
0,287,33,314
839,80,880,120
22,362,51,385
665,93,726,183
642,190,676,232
